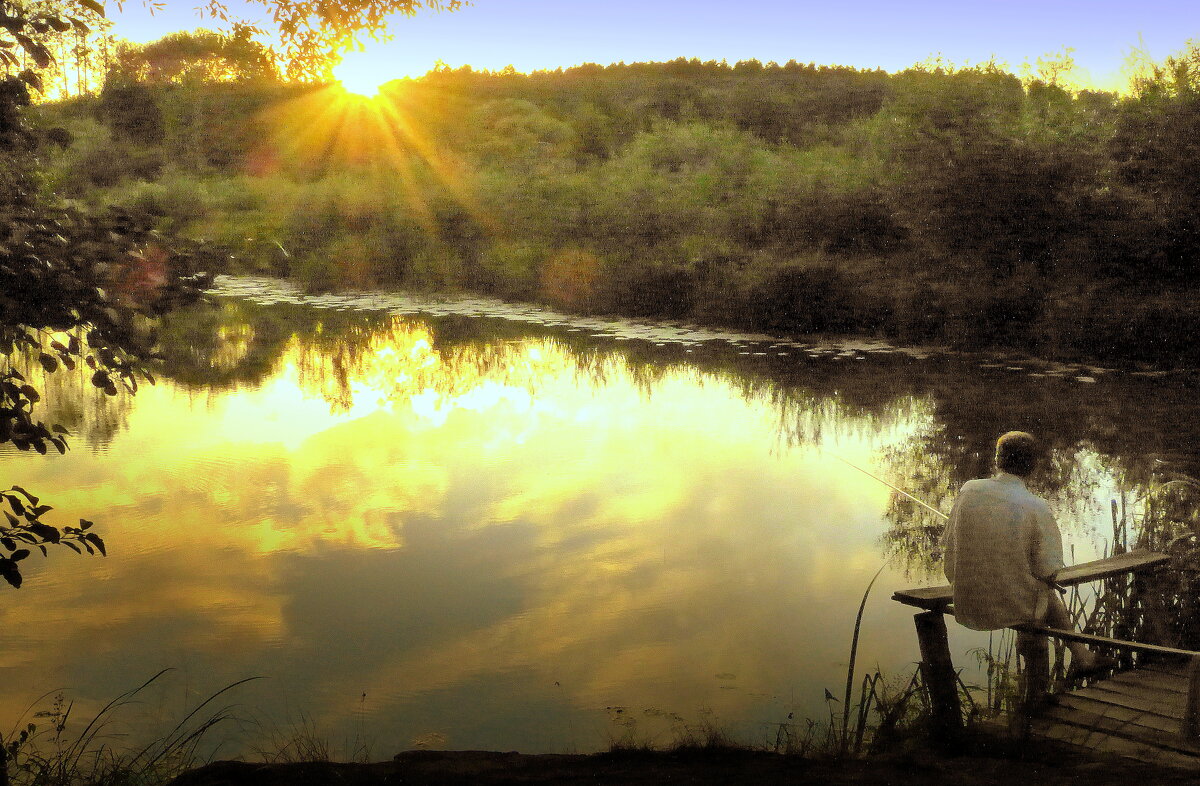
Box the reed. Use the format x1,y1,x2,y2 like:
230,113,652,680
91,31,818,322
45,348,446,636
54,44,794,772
1,671,260,786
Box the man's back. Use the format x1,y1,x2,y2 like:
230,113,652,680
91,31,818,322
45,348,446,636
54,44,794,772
942,473,1063,631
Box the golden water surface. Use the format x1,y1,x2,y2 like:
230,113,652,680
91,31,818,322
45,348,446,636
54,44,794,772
0,296,1167,753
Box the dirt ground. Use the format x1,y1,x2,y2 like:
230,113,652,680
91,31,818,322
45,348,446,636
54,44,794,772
169,736,1200,785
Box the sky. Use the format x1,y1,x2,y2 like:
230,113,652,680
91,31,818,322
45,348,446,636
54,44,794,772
108,0,1198,91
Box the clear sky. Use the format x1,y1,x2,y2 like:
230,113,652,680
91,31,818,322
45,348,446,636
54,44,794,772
109,0,1197,90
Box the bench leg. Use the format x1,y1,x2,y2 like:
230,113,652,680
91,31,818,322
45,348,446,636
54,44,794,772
914,611,962,742
1016,630,1050,713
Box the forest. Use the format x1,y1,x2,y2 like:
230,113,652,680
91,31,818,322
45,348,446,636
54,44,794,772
24,29,1200,367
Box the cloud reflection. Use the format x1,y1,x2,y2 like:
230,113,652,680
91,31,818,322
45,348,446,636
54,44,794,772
0,307,1027,752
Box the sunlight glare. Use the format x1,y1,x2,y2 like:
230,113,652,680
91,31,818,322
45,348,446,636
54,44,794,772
333,47,436,95
333,49,392,96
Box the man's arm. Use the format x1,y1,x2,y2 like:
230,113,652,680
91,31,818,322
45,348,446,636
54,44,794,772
1030,500,1065,581
942,497,960,582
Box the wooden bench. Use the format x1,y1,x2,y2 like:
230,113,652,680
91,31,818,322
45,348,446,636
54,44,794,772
893,549,1200,748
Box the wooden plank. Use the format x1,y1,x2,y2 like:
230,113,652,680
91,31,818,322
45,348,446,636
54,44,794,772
1055,549,1171,585
1013,625,1200,659
1032,718,1200,768
1039,704,1198,753
1075,691,1185,729
1033,718,1197,764
1072,685,1186,720
1141,659,1194,679
891,585,952,611
1081,679,1185,713
1106,669,1189,694
893,549,1168,610
1052,694,1180,735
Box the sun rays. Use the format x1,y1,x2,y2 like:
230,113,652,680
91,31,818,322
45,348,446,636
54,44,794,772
252,79,494,241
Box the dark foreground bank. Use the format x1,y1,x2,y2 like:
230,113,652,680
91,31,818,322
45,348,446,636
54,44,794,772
169,739,1199,786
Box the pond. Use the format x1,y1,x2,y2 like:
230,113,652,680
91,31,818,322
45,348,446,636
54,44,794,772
1,276,1197,756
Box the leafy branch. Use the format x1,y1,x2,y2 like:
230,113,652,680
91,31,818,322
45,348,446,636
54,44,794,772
0,486,104,588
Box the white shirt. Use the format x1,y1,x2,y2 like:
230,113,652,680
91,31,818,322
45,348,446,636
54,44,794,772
941,472,1063,631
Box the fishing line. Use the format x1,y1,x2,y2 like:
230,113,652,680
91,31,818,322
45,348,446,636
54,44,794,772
824,450,948,749
828,452,948,520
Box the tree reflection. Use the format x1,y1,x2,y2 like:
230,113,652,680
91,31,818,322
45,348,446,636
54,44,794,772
6,347,133,448
28,294,1200,581
871,368,1200,577
157,300,297,390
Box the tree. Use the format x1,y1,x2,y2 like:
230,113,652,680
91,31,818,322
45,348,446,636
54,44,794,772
1109,42,1200,282
886,66,1094,280
203,0,466,79
107,25,279,85
3,0,465,86
1,73,216,586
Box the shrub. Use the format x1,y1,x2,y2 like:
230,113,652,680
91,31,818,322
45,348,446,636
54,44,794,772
733,254,862,334
598,255,695,319
103,173,212,233
293,253,341,292
474,240,544,299
41,117,164,195
540,247,602,311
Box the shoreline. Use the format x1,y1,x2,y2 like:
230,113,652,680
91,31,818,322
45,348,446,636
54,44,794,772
207,274,1196,383
168,739,1200,785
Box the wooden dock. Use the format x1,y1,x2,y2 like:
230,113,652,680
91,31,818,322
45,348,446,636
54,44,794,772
894,549,1200,767
1031,659,1200,768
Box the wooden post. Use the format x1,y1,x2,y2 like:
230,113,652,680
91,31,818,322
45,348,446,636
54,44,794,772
1016,630,1050,711
914,611,962,742
1134,572,1174,654
1180,654,1200,741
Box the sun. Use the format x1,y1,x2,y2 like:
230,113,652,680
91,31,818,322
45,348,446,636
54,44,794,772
333,49,392,96
333,47,436,96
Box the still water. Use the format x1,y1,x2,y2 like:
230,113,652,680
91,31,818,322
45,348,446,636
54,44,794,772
0,277,1196,755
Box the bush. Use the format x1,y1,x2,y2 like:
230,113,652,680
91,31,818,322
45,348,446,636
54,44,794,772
597,255,695,319
540,247,602,311
41,117,164,195
733,254,864,334
103,173,212,232
292,253,341,292
276,172,445,287
474,240,544,299
98,81,165,144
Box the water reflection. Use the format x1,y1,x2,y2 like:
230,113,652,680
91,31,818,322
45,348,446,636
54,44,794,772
0,295,1196,753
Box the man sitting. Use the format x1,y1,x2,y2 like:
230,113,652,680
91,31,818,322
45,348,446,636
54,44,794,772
942,431,1103,675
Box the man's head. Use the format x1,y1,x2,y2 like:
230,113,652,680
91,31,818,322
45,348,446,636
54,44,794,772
995,431,1039,477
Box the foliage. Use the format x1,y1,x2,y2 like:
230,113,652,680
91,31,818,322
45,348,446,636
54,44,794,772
27,36,1200,367
0,0,465,85
0,487,102,588
1,74,211,587
1109,45,1200,283
0,0,106,96
235,0,466,80
107,26,280,85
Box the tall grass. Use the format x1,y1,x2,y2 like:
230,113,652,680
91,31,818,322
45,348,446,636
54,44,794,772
2,671,260,786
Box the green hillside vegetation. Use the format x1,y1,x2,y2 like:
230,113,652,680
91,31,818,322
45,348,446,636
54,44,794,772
32,35,1200,366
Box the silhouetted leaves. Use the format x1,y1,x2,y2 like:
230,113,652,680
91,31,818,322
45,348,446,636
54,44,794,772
0,559,22,588
0,485,102,585
0,54,210,587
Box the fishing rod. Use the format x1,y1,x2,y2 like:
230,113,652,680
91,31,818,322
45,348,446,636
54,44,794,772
829,452,948,520
827,449,949,756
